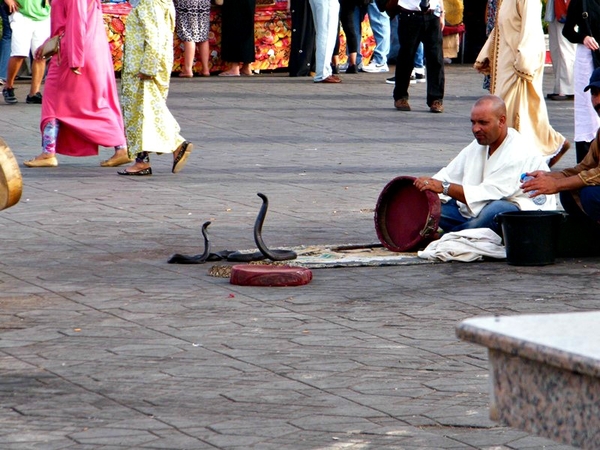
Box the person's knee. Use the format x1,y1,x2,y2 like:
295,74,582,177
579,188,600,220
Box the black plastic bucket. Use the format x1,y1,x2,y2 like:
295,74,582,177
496,211,564,266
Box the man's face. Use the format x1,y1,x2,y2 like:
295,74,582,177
591,87,600,115
470,104,504,146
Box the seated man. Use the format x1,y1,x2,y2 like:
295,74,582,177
415,95,556,234
522,68,600,224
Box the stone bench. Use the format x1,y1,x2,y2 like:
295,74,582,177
456,311,600,449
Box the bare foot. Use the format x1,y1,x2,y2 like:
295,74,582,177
179,71,194,78
122,161,150,174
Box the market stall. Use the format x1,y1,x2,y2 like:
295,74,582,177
102,1,374,74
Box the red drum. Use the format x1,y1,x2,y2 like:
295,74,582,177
0,137,23,211
230,265,313,287
374,176,441,252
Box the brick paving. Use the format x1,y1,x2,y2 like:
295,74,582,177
0,65,591,449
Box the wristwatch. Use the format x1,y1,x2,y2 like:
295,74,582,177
442,181,450,196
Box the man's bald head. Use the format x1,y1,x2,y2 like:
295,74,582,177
470,95,509,154
472,95,507,118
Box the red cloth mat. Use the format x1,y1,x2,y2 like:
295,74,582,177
230,265,313,287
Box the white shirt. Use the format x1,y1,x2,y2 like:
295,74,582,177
432,128,557,218
398,0,443,14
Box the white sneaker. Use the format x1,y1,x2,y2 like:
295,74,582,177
362,62,389,73
410,73,426,84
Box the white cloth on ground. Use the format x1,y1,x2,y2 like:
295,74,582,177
418,228,506,262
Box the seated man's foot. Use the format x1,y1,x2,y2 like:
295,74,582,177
117,161,152,176
23,153,58,167
100,150,133,167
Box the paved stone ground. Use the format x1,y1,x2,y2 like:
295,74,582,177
0,65,594,449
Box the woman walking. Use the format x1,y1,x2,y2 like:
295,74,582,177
26,0,129,168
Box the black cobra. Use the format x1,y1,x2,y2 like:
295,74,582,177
253,193,297,261
167,221,214,264
167,193,297,264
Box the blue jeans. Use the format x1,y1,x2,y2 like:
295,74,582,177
560,187,600,223
355,3,390,66
440,199,519,235
388,15,423,68
308,0,340,81
0,4,10,80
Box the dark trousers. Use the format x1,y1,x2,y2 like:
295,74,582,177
560,186,600,223
339,2,359,54
393,11,444,106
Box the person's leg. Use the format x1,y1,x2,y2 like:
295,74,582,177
576,141,591,163
353,6,367,67
421,15,444,107
308,0,328,81
323,0,340,75
197,40,210,75
23,119,59,167
387,15,399,64
393,14,420,103
0,4,11,81
439,199,469,232
578,186,600,222
560,190,590,221
29,57,46,96
339,2,358,66
181,41,195,76
4,55,24,88
364,3,389,66
450,200,519,234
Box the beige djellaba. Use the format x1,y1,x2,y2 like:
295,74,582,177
474,0,566,158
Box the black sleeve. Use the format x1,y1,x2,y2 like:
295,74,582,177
563,0,586,44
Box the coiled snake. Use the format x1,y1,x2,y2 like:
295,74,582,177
168,193,297,264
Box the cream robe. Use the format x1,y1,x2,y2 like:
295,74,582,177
433,128,557,218
121,0,185,157
474,0,565,157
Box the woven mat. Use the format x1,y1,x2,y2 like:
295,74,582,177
208,243,435,278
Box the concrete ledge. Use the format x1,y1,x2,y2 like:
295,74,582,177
456,311,600,449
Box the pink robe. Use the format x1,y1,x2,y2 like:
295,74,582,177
41,0,125,157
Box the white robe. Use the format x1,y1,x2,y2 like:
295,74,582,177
433,128,557,218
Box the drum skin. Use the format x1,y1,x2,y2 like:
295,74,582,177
230,265,313,287
374,176,441,252
0,137,23,211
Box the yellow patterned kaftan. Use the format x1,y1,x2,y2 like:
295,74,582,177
474,0,566,158
121,0,185,157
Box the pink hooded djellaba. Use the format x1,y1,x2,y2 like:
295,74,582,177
41,0,126,157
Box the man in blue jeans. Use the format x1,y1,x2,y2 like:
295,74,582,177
414,95,556,235
523,68,600,225
355,2,390,73
0,2,11,84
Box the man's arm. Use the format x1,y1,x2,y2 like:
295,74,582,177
521,170,585,195
414,177,466,204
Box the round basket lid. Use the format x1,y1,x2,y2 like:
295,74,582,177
230,265,313,287
0,137,23,212
374,176,441,252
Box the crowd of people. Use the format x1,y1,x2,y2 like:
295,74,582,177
2,0,600,234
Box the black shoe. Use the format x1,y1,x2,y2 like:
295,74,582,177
345,64,358,74
3,87,17,104
26,92,43,104
385,76,395,85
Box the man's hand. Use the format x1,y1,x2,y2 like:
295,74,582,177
4,0,18,13
414,177,442,193
521,174,560,196
474,58,490,75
